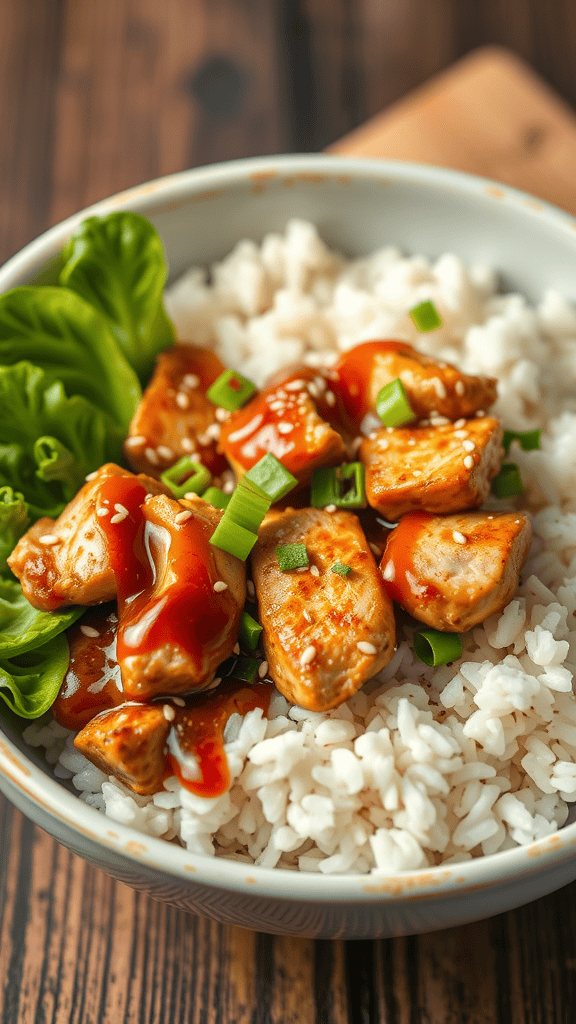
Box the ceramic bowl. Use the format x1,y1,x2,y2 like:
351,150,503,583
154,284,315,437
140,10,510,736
2,155,576,940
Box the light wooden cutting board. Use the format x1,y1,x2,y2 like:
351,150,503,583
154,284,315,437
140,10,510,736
330,46,576,215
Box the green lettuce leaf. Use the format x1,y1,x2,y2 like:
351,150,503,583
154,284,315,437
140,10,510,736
0,487,29,574
0,633,70,718
60,211,176,383
0,578,84,658
0,361,125,520
0,285,141,430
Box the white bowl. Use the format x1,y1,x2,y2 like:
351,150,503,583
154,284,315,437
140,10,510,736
2,154,576,939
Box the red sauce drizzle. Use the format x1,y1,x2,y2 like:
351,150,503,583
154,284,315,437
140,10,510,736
332,340,409,428
169,680,273,797
380,512,441,606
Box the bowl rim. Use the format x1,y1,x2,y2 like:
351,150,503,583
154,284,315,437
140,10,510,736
2,152,576,903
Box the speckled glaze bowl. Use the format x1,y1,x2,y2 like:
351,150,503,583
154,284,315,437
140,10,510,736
2,155,576,939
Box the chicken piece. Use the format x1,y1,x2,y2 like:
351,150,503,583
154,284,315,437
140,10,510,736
380,511,532,632
53,608,124,731
332,340,497,430
7,464,168,611
219,367,346,487
360,417,504,521
251,507,396,711
117,494,246,701
74,703,171,796
124,343,228,478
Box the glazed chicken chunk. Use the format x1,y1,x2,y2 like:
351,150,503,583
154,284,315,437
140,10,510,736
7,464,168,611
75,703,171,796
251,507,396,711
117,494,246,701
124,343,228,478
219,368,346,488
380,511,532,632
332,340,497,429
360,417,504,521
53,608,123,731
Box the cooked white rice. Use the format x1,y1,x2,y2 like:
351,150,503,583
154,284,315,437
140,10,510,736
24,219,576,872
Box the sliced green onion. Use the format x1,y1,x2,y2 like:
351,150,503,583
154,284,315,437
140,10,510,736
491,463,523,499
310,462,366,509
414,629,463,667
331,563,352,577
240,610,263,651
243,453,298,502
376,378,415,428
201,486,231,510
230,655,260,684
502,428,541,454
276,543,309,571
226,481,271,533
210,517,258,560
206,369,256,412
408,299,443,332
161,456,211,498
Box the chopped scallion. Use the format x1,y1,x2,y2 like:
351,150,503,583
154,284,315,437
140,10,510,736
310,462,366,509
502,428,541,454
206,369,256,412
240,610,263,651
491,463,523,499
226,481,271,533
161,456,211,498
276,543,309,571
331,563,352,577
243,453,298,502
414,629,463,667
376,378,415,428
230,656,260,684
201,486,231,510
408,299,443,332
210,517,258,560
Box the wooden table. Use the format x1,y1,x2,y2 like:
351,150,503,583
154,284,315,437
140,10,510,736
3,4,576,1021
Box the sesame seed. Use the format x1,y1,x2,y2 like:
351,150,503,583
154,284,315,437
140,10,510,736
463,455,474,469
430,415,450,426
172,696,186,707
452,531,467,544
455,380,465,396
39,534,59,546
96,507,109,517
114,503,129,516
277,422,294,434
285,379,306,391
413,470,422,476
182,373,200,389
85,471,98,481
181,437,195,453
233,643,240,655
487,515,494,519
258,661,269,678
297,406,308,416
307,382,320,398
462,439,476,452
184,492,198,500
223,479,235,494
369,542,381,556
310,565,320,577
145,447,159,465
324,504,337,513
215,407,229,422
247,580,255,597
174,510,193,524
213,581,228,593
110,512,127,524
314,376,326,392
454,430,468,439
300,645,317,666
432,378,447,399
176,392,190,409
163,704,176,722
382,561,395,581
476,409,485,417
80,625,100,638
454,418,466,429
303,609,311,623
357,640,377,655
205,423,221,440
408,438,416,446
271,401,285,412
125,436,146,447
207,677,222,690
379,438,389,450
350,436,363,455
325,390,336,406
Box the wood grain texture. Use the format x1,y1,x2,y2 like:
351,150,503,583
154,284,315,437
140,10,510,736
5,1,576,1022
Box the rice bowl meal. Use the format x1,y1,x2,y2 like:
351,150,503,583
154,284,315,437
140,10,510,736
4,209,576,879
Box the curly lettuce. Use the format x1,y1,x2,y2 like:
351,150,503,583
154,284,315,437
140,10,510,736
60,211,176,383
0,578,84,657
0,634,71,718
0,487,29,574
